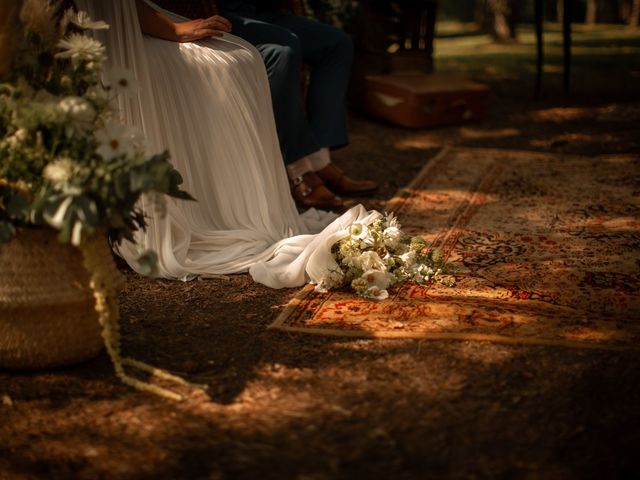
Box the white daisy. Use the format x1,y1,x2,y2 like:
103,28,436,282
94,122,136,160
104,67,140,96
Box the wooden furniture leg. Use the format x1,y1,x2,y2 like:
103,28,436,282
534,0,544,99
563,0,573,96
425,0,438,72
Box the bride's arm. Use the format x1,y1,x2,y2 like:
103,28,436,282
134,0,231,43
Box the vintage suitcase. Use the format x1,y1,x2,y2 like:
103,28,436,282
362,73,490,128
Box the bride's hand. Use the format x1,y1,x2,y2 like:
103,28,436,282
174,16,232,43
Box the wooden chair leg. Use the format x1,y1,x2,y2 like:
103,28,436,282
534,0,544,100
563,0,573,97
425,1,437,73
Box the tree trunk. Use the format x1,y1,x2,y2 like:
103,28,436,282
557,0,564,23
475,0,519,42
630,0,640,25
585,0,598,23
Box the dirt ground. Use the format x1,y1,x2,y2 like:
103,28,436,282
1,24,640,480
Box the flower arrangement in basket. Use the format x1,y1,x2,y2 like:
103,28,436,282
0,1,194,399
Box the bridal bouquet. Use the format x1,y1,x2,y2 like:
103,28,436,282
0,2,191,265
317,212,455,300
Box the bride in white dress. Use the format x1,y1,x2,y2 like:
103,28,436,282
76,0,378,289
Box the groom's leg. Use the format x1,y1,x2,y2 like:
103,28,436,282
259,14,354,150
226,15,319,165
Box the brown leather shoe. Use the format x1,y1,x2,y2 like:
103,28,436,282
290,171,344,210
316,163,378,196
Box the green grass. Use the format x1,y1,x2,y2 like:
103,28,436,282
434,23,640,102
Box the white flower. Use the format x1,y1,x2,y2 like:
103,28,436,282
70,11,109,30
362,269,394,290
84,85,111,109
383,226,402,249
410,264,436,284
340,253,357,267
104,67,139,96
128,126,148,159
315,267,344,293
349,222,369,240
384,211,400,229
360,269,393,300
357,251,386,271
360,235,377,249
363,286,389,301
58,96,96,136
4,129,28,150
400,250,416,267
43,158,78,184
56,33,105,65
94,122,137,160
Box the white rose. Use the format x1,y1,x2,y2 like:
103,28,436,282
357,251,386,271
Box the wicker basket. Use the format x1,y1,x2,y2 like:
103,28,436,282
0,228,125,369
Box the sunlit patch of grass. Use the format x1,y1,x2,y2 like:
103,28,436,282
434,23,640,101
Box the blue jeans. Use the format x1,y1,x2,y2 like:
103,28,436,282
225,12,354,164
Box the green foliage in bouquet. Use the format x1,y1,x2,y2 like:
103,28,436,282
0,2,193,256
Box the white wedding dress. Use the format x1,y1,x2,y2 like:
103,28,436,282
76,0,379,288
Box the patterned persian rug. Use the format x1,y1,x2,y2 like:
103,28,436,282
270,147,640,350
